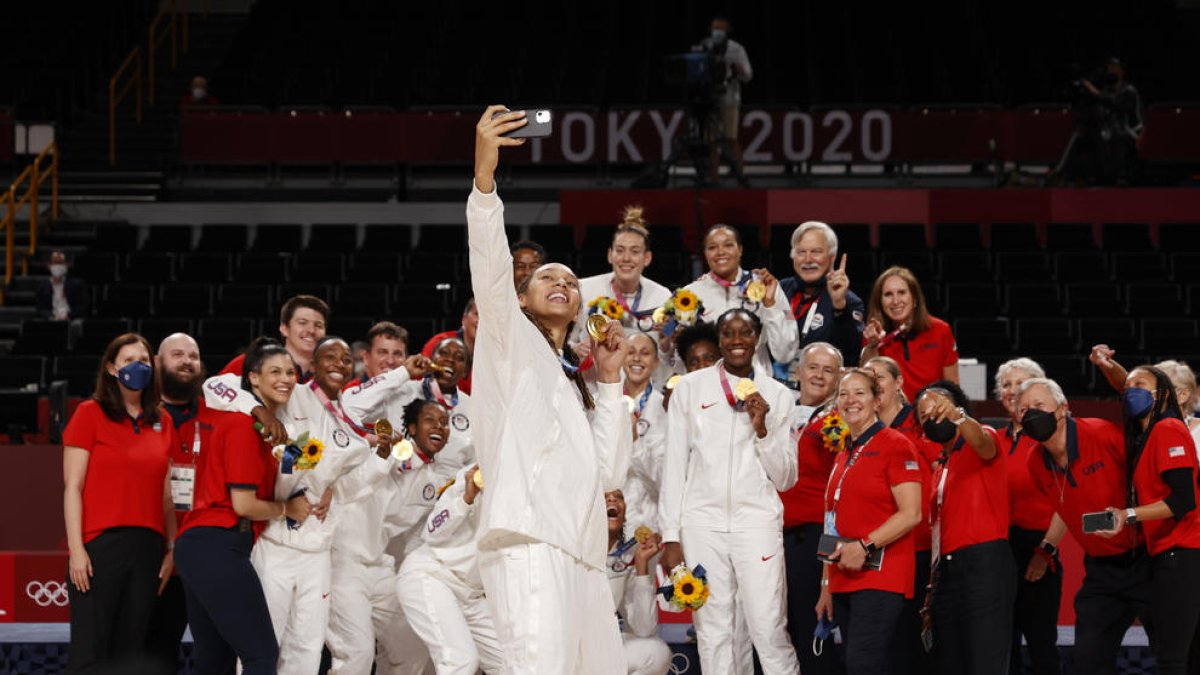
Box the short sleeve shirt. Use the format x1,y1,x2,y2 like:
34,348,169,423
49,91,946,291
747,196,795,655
876,317,958,402
179,410,278,539
1133,417,1200,554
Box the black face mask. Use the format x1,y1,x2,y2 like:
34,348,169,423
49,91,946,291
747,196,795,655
1021,409,1059,443
922,418,957,444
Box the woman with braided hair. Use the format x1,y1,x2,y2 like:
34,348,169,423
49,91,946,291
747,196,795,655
467,106,633,673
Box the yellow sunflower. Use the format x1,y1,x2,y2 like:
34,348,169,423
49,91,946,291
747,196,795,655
675,573,705,605
296,437,325,470
820,412,850,453
674,289,699,313
601,298,625,320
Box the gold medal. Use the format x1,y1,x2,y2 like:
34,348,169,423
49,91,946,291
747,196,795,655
472,470,484,489
586,314,610,342
634,525,655,543
391,438,414,462
745,279,767,303
428,362,448,375
734,378,757,401
374,418,393,437
666,374,681,390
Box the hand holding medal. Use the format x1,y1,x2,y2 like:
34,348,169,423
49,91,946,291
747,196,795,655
464,465,483,505
748,268,778,308
403,354,435,380
736,378,771,438
373,418,395,459
589,315,630,384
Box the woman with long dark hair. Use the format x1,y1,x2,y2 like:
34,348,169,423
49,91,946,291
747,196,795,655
861,266,958,401
468,106,633,672
62,333,176,673
1097,365,1200,675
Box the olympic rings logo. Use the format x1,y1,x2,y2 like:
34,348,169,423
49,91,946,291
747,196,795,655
669,653,692,674
26,581,69,607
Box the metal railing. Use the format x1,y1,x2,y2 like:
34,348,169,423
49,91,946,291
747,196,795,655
108,46,143,165
148,0,179,105
1,142,60,304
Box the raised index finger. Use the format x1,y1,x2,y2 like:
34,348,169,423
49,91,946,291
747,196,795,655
837,254,847,272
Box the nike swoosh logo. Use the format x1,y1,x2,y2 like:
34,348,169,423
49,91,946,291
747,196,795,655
701,402,718,409
761,554,775,562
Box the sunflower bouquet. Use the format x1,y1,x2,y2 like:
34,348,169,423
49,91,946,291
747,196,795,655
652,288,704,337
587,296,626,323
658,563,710,612
274,432,325,474
820,411,850,453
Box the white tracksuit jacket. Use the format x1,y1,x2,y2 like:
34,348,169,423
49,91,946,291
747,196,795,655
466,185,632,570
658,361,798,543
623,386,668,537
684,271,798,377
574,271,680,382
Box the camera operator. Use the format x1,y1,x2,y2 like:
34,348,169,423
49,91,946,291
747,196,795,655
696,16,752,187
1054,57,1142,186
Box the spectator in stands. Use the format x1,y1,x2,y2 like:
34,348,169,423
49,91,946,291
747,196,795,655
180,75,219,107
916,380,1012,675
36,250,89,320
659,308,801,675
866,355,936,675
780,222,865,378
220,294,329,384
62,333,176,673
604,489,673,675
993,358,1061,675
348,320,409,389
421,298,477,394
573,206,674,378
861,266,958,401
683,224,797,377
779,342,843,675
350,340,369,380
1091,346,1200,453
1097,366,1200,675
510,240,546,289
1016,377,1147,675
697,16,752,187
815,368,923,675
173,341,307,675
1055,58,1141,186
145,333,217,672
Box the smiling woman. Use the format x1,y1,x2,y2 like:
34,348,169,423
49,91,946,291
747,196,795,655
861,266,959,401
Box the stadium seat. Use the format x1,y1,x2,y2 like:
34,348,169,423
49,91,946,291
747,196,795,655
1066,284,1122,316
276,283,332,306
139,318,195,347
177,253,233,284
361,224,414,252
989,223,1040,251
405,252,460,284
253,224,305,252
346,252,403,284
122,252,176,283
395,283,455,319
158,284,213,317
1171,253,1200,283
1004,284,1063,317
993,252,1052,283
335,284,390,317
74,318,133,353
1110,252,1167,282
92,223,139,252
218,283,273,318
308,224,361,252
1125,283,1182,317
0,356,46,389
938,251,992,284
142,226,194,252
234,252,291,283
953,318,1013,356
527,224,576,256
71,252,121,285
1034,356,1091,396
1053,252,1109,283
198,318,256,355
944,284,1000,318
1016,318,1077,354
1078,318,1138,355
1045,223,1097,252
329,316,374,341
832,224,871,252
52,354,98,397
196,225,249,252
1141,318,1198,356
934,223,984,251
879,251,934,281
1159,224,1200,252
416,225,468,252
290,252,346,284
12,320,70,355
99,284,154,318
1101,223,1154,252
878,224,928,251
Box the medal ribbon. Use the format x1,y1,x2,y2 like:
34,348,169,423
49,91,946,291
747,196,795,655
717,363,754,410
310,380,371,436
626,381,653,417
610,279,644,315
708,269,751,291
423,376,459,410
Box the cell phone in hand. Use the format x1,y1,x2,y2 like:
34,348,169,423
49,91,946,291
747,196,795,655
1082,510,1117,533
492,109,553,138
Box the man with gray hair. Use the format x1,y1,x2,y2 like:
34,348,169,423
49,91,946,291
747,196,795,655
1016,377,1153,675
779,222,864,390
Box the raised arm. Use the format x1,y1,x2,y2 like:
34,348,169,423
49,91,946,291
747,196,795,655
760,279,799,364
750,386,799,491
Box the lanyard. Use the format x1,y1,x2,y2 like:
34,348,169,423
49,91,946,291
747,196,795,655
709,269,751,291
826,421,885,511
310,380,371,436
626,382,653,417
790,290,822,336
610,278,643,315
609,537,638,559
931,438,966,531
560,353,582,374
191,422,201,457
423,376,459,410
1006,424,1024,455
718,363,754,409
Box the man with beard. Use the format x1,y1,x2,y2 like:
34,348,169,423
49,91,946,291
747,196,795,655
145,332,218,672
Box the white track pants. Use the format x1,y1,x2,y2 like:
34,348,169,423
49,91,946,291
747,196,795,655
479,540,625,674
622,634,672,675
326,555,431,675
681,528,799,675
250,538,330,675
396,548,503,675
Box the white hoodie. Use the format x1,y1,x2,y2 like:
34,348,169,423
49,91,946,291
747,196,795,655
416,465,483,589
658,361,798,543
203,374,379,552
684,270,798,376
606,538,660,639
467,185,632,570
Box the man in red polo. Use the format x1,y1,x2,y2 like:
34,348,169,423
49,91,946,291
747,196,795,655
1017,377,1151,675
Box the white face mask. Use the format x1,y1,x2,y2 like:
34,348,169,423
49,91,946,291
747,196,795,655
49,264,67,278
192,88,207,100
711,29,727,42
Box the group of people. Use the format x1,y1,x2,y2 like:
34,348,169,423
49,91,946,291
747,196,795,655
59,106,1199,675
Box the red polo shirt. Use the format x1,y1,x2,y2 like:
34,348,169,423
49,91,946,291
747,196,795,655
63,400,175,544
163,398,222,530
1133,417,1200,555
179,410,278,539
1003,425,1056,532
781,410,839,527
825,424,923,597
875,317,957,402
1026,417,1137,558
889,405,937,551
932,426,1008,556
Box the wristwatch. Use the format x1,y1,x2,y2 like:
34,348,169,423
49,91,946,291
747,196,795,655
859,537,879,555
1038,540,1057,556
950,407,969,426
1125,507,1138,524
